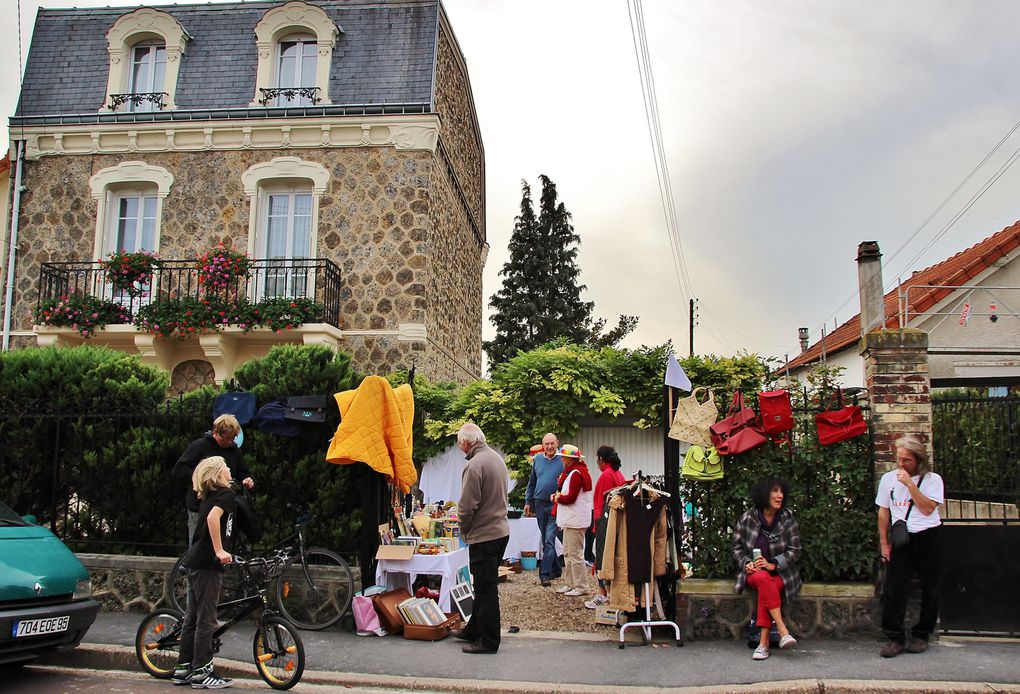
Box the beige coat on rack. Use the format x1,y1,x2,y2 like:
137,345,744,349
597,493,668,612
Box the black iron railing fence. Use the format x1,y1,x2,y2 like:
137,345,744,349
38,258,343,329
932,396,1020,523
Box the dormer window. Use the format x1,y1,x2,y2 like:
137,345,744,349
103,8,189,113
252,1,340,108
128,42,167,112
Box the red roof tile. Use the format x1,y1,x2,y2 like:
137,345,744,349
786,220,1020,371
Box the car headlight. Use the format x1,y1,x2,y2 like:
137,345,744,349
72,578,92,600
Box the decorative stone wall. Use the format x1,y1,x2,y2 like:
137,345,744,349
433,23,484,234
678,579,881,640
11,140,482,379
171,359,216,393
861,329,933,477
80,553,360,621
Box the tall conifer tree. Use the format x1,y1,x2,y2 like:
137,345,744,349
484,175,637,366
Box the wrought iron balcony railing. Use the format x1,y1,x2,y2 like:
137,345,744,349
108,92,168,111
258,86,321,106
38,257,342,330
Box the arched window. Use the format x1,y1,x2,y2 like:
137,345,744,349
104,8,189,112
251,2,340,107
89,162,173,259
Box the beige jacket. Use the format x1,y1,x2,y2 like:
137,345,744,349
597,493,668,612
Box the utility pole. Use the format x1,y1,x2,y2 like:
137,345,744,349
689,298,698,357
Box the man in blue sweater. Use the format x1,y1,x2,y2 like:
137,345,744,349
524,433,563,586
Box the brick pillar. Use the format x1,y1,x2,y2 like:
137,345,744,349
861,328,933,480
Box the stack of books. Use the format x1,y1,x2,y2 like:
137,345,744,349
396,596,448,627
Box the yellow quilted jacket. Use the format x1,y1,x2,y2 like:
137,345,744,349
324,375,416,492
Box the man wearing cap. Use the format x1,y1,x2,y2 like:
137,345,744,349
524,433,563,587
454,423,510,654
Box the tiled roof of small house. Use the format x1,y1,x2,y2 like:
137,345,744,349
15,0,438,117
787,220,1020,371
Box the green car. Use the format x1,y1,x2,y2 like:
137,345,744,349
0,500,99,665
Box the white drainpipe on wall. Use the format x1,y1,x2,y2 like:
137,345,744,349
2,140,26,351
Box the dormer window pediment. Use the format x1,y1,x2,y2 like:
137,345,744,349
104,8,190,113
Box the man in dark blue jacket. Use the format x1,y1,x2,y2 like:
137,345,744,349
523,433,563,586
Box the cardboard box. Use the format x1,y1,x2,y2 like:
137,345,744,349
375,544,415,560
595,605,622,626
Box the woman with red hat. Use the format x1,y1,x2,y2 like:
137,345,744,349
552,445,592,598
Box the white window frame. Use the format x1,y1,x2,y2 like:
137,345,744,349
274,34,318,106
241,157,330,302
103,8,189,112
251,1,340,107
129,42,168,112
257,185,315,298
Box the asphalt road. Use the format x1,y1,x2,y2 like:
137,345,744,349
78,612,1020,690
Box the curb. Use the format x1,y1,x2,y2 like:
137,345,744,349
37,644,1020,694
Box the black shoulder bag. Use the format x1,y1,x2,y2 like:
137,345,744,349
889,473,923,549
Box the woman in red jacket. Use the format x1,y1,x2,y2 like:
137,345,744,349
552,445,592,598
585,445,627,608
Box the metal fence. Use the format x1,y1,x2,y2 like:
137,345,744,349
932,396,1020,524
0,395,344,556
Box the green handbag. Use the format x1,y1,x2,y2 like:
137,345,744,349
681,444,723,481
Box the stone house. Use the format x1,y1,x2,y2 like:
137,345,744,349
3,0,486,390
785,222,1020,391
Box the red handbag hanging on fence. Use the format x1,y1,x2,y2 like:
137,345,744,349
815,388,867,446
710,390,768,456
758,389,794,437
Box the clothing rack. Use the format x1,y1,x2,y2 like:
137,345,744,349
618,471,683,650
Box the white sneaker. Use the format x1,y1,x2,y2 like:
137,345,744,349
564,588,584,596
555,585,571,594
752,645,770,660
584,594,608,609
779,634,797,649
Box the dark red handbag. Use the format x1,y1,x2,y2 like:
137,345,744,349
815,389,867,445
758,389,794,436
710,391,767,456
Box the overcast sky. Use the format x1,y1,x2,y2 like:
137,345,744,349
4,0,1020,363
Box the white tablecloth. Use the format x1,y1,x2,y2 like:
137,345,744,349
374,547,469,613
503,517,562,560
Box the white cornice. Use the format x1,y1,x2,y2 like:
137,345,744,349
21,115,441,160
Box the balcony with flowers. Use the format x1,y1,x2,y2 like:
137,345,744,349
34,244,344,382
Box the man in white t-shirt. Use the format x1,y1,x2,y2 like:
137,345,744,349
875,435,944,658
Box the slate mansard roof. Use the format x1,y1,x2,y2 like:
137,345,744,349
15,0,439,119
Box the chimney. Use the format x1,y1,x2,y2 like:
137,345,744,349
857,241,884,336
798,327,809,353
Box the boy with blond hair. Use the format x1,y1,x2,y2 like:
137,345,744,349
172,456,235,689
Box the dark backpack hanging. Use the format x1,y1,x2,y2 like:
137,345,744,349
213,391,257,425
284,395,330,423
252,400,303,437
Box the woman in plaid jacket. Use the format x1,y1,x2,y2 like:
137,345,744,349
732,477,802,660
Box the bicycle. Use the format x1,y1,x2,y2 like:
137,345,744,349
168,509,354,631
136,556,305,690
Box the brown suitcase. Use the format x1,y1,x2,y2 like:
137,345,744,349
402,613,462,641
371,588,412,634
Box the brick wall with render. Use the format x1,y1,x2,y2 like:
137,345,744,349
861,328,933,479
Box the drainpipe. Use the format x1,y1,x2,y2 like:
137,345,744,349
2,140,26,351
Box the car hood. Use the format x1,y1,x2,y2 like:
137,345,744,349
0,526,88,600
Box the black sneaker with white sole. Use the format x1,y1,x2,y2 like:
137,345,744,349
189,662,233,689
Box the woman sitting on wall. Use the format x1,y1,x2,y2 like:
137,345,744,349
732,476,802,660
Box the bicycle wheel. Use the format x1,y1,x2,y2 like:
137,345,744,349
167,554,188,613
253,616,305,690
135,608,183,679
275,548,353,630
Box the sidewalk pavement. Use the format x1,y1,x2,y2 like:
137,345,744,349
42,613,1020,693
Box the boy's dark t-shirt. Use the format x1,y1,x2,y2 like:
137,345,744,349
184,487,236,570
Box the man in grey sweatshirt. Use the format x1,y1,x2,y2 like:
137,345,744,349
455,423,509,654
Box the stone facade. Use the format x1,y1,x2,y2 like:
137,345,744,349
861,329,933,477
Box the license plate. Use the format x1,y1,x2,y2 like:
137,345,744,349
12,616,70,638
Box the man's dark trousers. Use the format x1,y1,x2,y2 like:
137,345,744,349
882,525,944,643
533,500,561,581
463,535,509,652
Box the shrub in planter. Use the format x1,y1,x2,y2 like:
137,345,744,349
196,242,250,294
133,296,219,339
35,294,132,338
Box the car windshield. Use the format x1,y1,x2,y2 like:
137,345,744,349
0,500,29,526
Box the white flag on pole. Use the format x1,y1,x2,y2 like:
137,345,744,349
664,353,692,391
